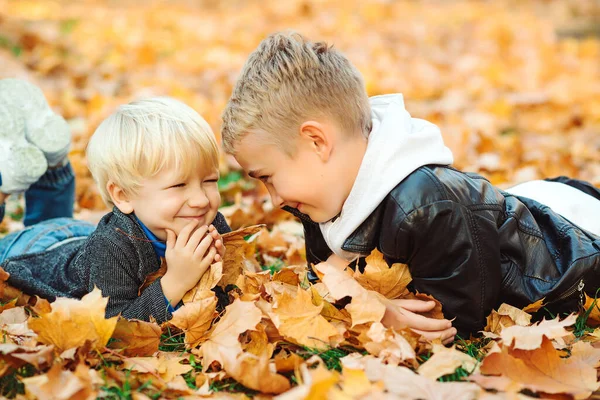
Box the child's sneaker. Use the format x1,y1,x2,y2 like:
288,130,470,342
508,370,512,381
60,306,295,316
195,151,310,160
0,104,47,194
27,113,71,167
0,78,71,167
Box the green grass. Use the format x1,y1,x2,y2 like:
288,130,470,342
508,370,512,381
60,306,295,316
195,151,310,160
0,35,22,57
574,289,600,338
297,345,367,372
158,326,186,353
0,365,36,398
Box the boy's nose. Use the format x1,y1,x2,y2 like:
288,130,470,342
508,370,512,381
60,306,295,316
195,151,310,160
268,189,284,208
188,190,210,208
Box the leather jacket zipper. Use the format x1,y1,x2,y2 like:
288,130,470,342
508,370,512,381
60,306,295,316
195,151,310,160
554,279,585,306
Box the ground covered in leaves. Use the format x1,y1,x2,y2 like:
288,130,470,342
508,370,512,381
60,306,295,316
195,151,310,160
1,0,600,399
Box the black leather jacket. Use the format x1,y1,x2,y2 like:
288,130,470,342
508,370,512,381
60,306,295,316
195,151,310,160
290,166,600,337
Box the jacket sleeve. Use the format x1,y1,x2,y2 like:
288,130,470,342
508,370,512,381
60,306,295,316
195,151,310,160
80,237,172,323
392,200,503,337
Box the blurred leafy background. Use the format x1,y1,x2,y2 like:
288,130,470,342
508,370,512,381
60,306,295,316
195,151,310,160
0,0,599,216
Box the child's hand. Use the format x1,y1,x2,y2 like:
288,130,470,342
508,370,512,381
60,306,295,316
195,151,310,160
381,299,457,345
161,221,218,306
207,225,225,262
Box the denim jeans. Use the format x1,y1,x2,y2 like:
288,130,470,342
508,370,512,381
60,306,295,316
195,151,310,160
0,162,94,262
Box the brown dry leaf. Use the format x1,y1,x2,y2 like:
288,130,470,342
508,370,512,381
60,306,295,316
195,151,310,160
484,303,533,335
403,292,445,320
274,349,304,373
354,250,412,299
362,322,417,367
0,298,17,313
417,342,479,380
269,287,339,350
0,343,54,372
582,295,600,327
310,285,352,325
522,298,546,313
123,353,192,382
138,257,167,295
29,287,118,353
236,270,271,296
272,267,301,287
22,363,98,400
183,262,223,303
219,225,264,287
500,314,577,350
170,291,217,348
480,336,600,399
0,267,31,306
227,348,291,394
109,318,161,357
197,299,262,372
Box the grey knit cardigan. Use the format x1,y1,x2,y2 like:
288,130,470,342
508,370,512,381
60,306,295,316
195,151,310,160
1,207,231,323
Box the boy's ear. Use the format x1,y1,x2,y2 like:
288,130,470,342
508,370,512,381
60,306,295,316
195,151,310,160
299,121,333,162
107,181,134,214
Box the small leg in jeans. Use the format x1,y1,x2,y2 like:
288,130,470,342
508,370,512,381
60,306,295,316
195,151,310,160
24,161,75,226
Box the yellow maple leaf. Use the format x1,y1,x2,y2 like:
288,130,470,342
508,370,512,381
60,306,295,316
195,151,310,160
197,299,262,372
354,250,412,299
269,287,339,350
109,318,161,357
28,287,117,353
170,291,217,348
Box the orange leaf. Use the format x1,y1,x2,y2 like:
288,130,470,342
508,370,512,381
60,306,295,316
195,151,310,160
170,292,218,348
269,287,339,350
28,287,118,353
480,337,600,399
109,318,161,357
354,250,412,299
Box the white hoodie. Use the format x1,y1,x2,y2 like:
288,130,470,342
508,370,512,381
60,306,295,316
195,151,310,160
319,94,454,261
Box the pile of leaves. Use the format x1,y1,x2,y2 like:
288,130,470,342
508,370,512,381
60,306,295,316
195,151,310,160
1,221,600,399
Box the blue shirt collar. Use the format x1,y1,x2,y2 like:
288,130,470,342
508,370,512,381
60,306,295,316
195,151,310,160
134,216,166,258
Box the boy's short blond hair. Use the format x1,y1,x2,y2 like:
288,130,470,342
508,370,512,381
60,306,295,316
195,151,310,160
221,32,371,155
87,97,219,207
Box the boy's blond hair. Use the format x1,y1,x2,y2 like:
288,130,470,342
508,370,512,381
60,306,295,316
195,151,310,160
87,97,219,207
221,32,371,155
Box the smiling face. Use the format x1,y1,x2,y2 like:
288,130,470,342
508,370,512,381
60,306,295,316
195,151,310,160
110,164,220,241
232,120,367,223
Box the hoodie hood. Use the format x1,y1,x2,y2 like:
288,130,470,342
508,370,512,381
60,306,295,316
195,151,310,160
319,94,454,261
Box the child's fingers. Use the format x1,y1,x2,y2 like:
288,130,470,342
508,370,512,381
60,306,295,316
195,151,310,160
165,229,176,249
185,225,210,251
175,220,199,249
400,309,452,332
198,246,218,273
412,326,457,344
193,232,215,259
389,299,436,313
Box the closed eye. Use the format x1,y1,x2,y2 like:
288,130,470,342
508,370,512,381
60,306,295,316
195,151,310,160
169,183,185,188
